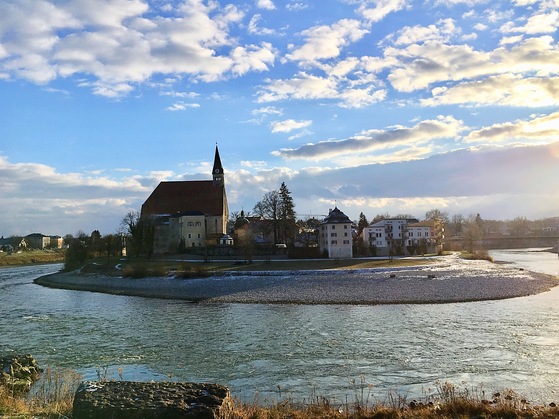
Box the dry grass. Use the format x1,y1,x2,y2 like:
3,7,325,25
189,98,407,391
2,376,558,418
0,250,64,267
460,249,494,262
231,382,559,419
0,366,82,418
77,256,435,279
219,257,433,272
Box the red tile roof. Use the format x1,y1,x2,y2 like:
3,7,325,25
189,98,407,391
141,181,226,217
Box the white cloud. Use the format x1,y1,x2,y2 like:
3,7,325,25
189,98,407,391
248,14,277,36
270,119,312,133
0,156,151,235
422,74,559,107
252,106,283,116
385,36,559,92
257,71,385,108
501,10,559,34
165,102,201,111
281,141,559,221
273,115,465,160
0,0,277,97
230,43,276,75
159,91,200,98
464,111,559,144
256,0,276,10
257,72,339,102
356,0,409,23
499,35,524,45
286,2,307,11
286,19,369,62
389,18,458,46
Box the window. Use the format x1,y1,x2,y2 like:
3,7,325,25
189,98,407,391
343,240,350,244
188,233,192,238
331,240,337,244
332,225,336,229
187,222,194,227
195,221,202,226
344,232,348,237
344,225,348,229
331,232,337,237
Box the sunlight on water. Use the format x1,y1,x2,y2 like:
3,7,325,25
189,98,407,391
1,254,558,403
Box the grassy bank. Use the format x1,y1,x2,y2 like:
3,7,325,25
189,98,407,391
0,250,64,267
2,372,558,418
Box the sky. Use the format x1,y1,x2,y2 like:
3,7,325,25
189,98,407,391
1,0,558,237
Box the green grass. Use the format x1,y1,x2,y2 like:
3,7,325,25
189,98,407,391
0,250,65,267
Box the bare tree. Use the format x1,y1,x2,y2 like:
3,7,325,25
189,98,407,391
253,190,281,244
425,208,449,224
120,211,154,258
449,214,465,236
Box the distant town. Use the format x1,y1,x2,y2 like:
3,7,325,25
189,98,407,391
2,147,558,260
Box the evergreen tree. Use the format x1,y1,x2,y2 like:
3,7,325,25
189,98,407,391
357,212,369,236
279,182,296,244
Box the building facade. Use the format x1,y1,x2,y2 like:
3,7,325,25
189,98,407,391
363,218,444,256
319,207,353,258
141,146,229,254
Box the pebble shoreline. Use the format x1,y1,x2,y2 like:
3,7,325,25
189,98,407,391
34,255,558,305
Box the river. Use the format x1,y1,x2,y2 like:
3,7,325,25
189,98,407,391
0,249,558,404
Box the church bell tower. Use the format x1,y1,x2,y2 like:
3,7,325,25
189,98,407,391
212,144,224,186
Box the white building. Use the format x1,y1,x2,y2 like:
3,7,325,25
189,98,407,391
364,218,444,256
319,207,353,258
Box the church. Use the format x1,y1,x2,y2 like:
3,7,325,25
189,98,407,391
141,146,229,254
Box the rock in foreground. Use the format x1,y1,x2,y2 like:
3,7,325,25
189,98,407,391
73,381,233,419
0,354,42,393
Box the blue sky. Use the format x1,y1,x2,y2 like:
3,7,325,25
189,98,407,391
1,0,558,236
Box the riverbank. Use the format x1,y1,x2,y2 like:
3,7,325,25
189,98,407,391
3,370,559,419
0,249,64,267
34,254,558,304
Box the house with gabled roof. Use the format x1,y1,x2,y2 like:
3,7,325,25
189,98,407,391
24,233,51,250
141,146,229,254
319,207,353,258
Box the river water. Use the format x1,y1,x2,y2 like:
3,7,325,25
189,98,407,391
1,250,558,404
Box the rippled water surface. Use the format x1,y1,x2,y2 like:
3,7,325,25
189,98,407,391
1,252,558,403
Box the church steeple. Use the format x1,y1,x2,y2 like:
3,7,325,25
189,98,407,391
212,144,224,186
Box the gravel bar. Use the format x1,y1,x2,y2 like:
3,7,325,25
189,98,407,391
34,255,558,305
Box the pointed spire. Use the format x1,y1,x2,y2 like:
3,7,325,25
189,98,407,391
212,144,224,186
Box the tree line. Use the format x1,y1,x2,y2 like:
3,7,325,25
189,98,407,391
61,179,558,264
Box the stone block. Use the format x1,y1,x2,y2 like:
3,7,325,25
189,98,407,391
73,381,233,419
